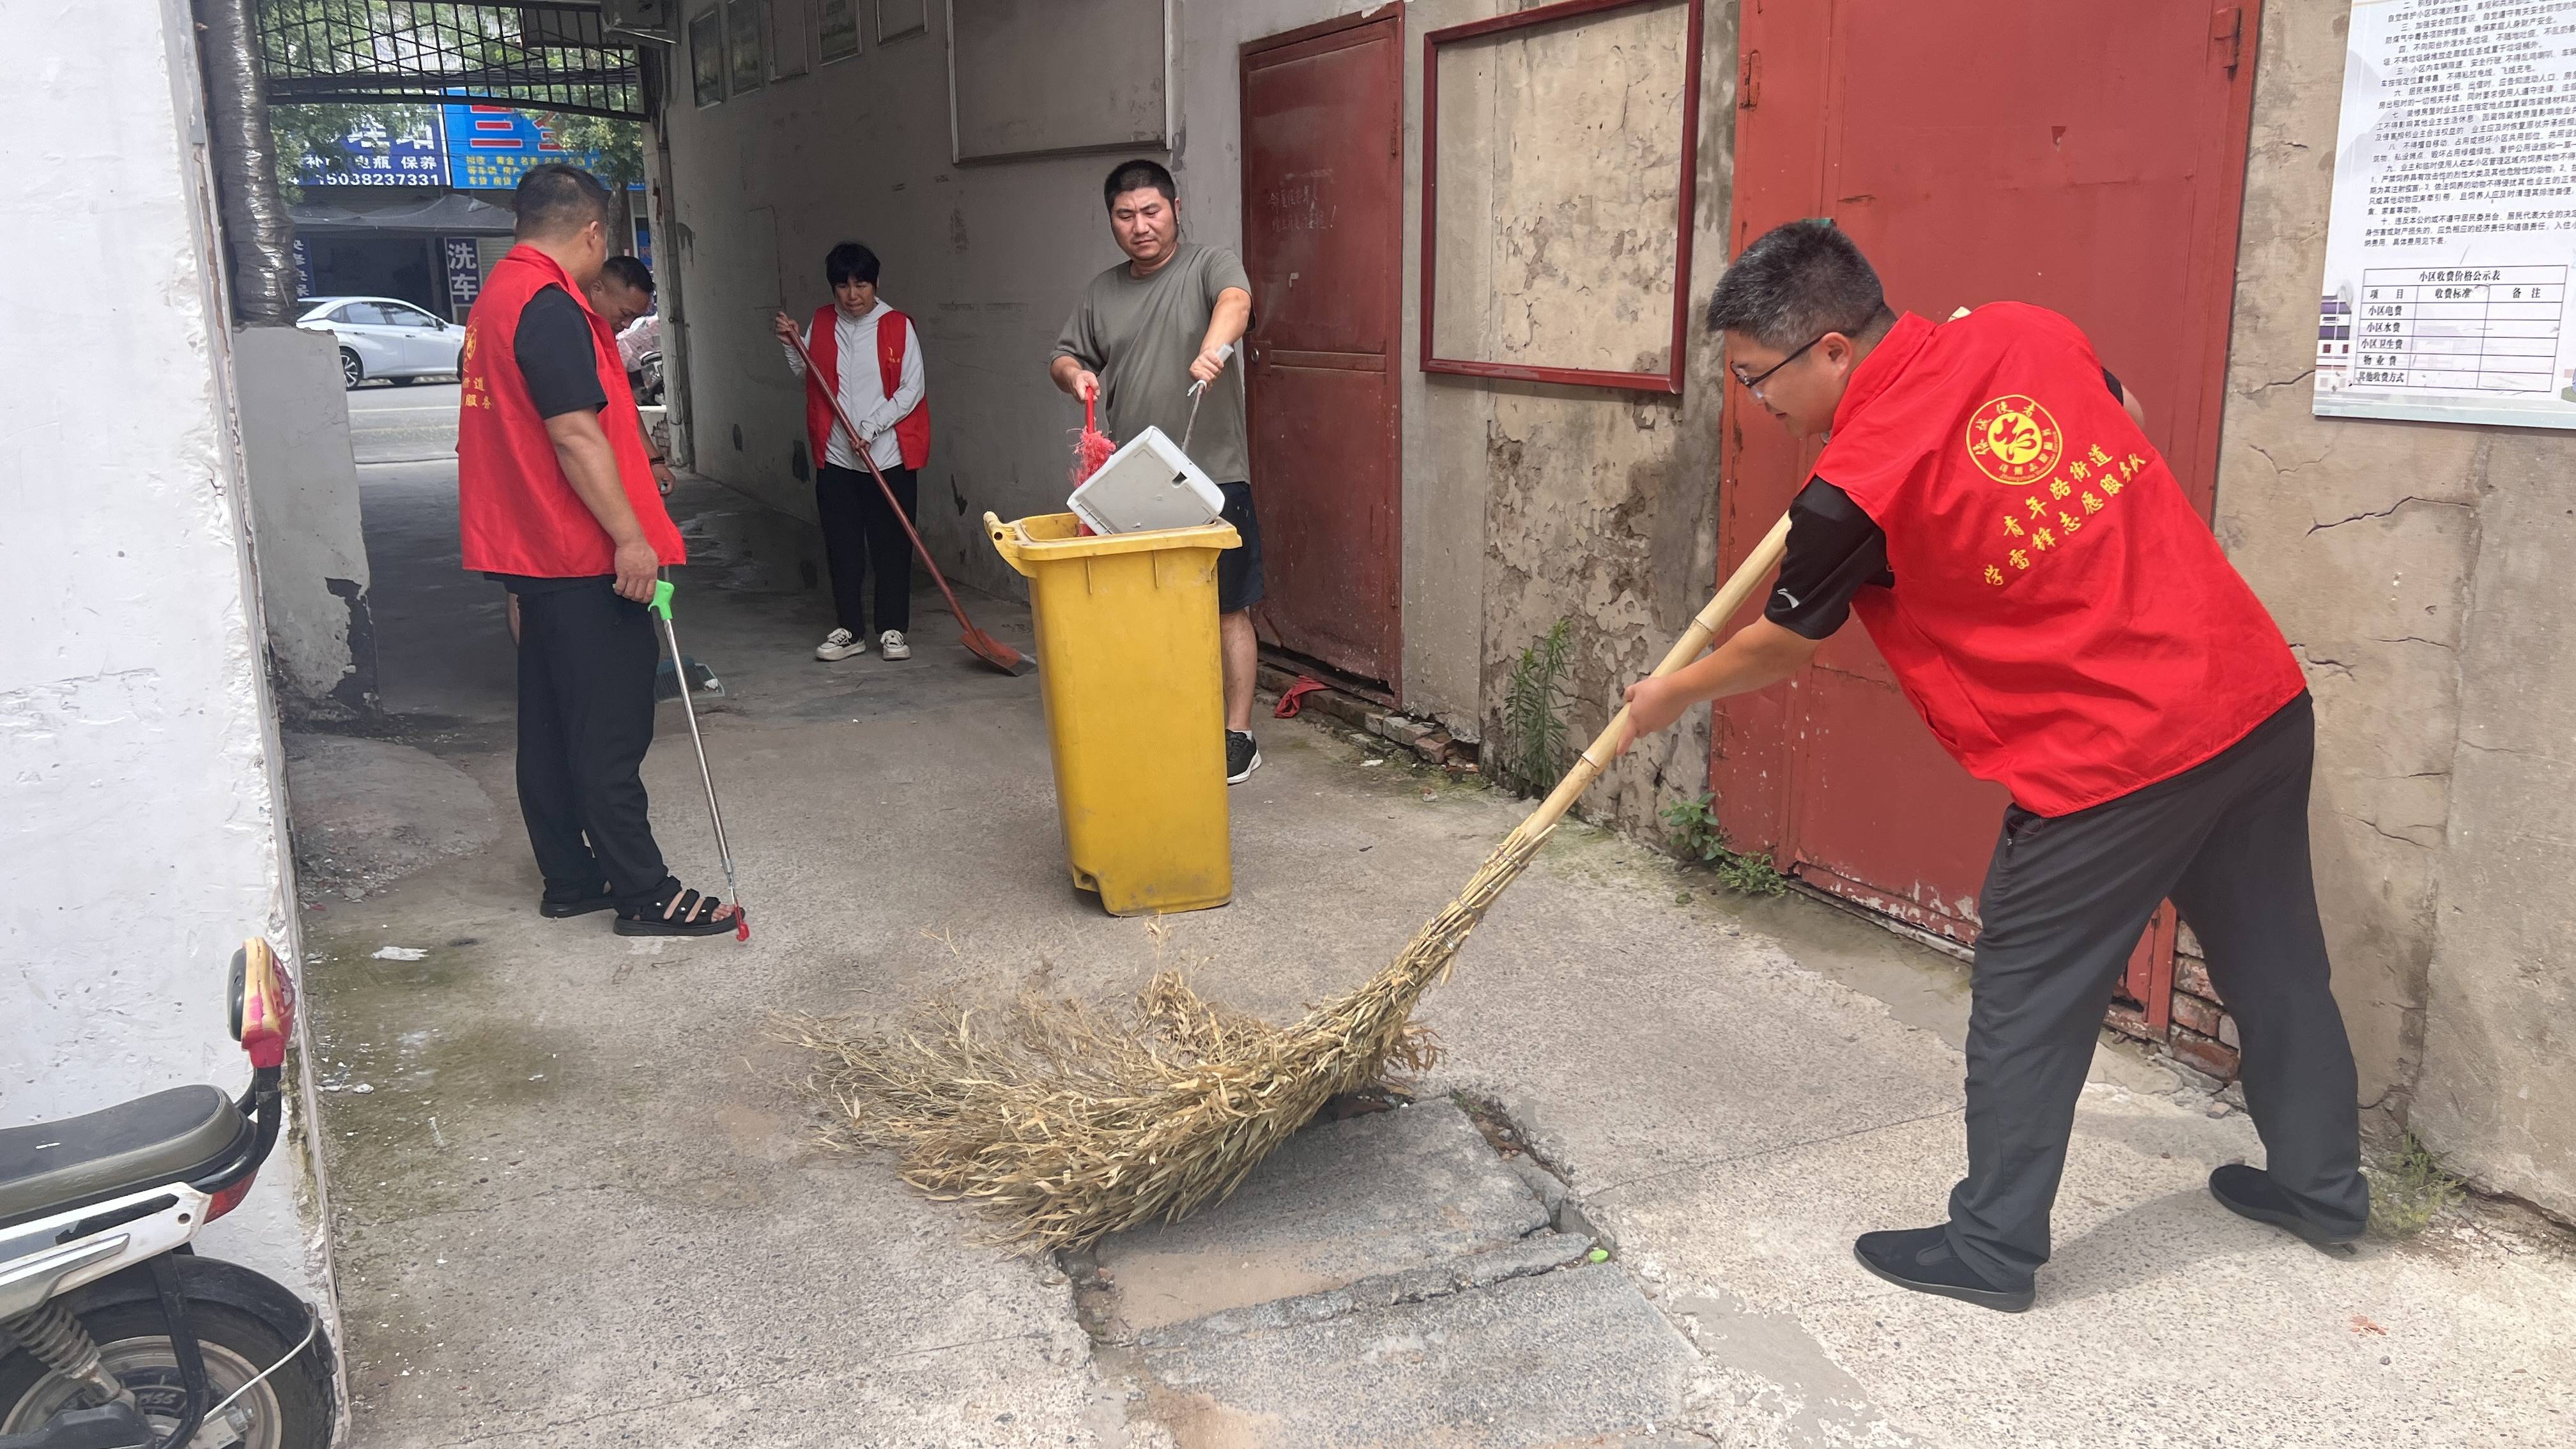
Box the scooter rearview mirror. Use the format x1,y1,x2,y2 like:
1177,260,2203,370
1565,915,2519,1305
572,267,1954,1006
231,936,294,1069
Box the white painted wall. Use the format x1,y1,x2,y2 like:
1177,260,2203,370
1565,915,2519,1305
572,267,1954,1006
234,326,375,724
0,0,335,1307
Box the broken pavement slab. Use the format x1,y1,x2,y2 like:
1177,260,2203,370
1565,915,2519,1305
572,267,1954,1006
1135,1264,1699,1449
1084,1101,1701,1447
1090,1100,1558,1335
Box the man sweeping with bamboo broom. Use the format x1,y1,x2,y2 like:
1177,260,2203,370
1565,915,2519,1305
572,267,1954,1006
792,221,2363,1282
1616,220,2368,1311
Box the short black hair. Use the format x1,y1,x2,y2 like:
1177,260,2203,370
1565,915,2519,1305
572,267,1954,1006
599,255,654,295
512,163,613,240
1103,158,1177,211
825,241,880,288
1705,219,1887,350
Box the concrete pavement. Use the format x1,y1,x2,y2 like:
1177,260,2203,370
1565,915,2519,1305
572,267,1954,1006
289,397,2574,1446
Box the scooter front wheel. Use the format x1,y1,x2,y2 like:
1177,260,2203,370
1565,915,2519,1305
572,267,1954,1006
0,1300,330,1449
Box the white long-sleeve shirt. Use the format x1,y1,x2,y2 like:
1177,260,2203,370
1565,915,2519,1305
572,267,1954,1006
781,298,926,471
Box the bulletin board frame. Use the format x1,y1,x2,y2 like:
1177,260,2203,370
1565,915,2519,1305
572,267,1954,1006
1420,0,1705,394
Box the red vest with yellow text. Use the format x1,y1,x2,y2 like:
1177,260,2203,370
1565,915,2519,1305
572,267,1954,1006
1820,305,2304,816
803,304,931,471
457,245,683,576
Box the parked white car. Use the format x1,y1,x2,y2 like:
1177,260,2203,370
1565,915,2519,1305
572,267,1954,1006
296,295,463,388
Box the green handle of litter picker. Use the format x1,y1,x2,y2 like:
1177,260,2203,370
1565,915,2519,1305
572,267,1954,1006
649,579,674,620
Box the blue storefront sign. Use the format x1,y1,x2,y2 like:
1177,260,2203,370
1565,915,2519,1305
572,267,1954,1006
296,112,448,188
294,105,641,192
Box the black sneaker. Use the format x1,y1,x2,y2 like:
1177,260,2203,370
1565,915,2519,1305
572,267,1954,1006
1225,730,1262,785
1853,1225,2035,1312
2209,1164,2363,1250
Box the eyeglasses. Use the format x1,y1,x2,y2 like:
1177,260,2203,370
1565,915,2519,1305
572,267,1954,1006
1731,334,1824,398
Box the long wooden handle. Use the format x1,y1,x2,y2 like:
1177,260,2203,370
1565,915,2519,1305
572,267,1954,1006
1510,510,1793,844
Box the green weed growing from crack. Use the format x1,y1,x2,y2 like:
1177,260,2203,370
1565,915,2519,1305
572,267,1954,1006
2369,1131,2467,1238
1660,793,1790,897
1498,618,1574,799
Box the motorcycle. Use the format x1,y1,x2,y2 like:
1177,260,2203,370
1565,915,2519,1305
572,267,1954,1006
0,938,336,1448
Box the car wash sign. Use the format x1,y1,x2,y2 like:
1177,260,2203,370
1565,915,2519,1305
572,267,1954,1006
296,112,448,188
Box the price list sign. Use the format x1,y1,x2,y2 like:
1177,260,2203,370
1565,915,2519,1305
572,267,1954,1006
2350,266,2565,390
2316,1,2576,428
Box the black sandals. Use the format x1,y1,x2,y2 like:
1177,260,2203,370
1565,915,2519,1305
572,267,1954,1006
611,877,739,937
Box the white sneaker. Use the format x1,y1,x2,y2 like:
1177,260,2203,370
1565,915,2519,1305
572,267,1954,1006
878,629,912,661
816,627,866,661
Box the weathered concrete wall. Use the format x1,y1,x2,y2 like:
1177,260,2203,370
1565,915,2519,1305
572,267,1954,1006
2417,441,2576,1219
0,0,336,1301
1403,0,1731,827
2221,0,2572,1214
234,325,378,723
661,0,1360,605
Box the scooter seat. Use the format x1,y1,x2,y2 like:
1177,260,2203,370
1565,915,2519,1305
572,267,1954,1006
0,1087,247,1230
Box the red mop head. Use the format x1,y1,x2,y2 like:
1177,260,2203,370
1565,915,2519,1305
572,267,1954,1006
1072,394,1114,485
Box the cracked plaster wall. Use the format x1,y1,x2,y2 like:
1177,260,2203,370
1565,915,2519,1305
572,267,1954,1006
2221,0,2572,1215
1404,0,1731,825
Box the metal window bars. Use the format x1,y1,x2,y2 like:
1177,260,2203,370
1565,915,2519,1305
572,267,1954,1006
255,1,643,120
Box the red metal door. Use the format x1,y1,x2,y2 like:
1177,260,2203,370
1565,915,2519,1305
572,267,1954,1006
1715,1,2259,971
1241,11,1406,691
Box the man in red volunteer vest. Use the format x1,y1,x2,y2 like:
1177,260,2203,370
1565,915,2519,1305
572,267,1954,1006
771,241,931,663
458,163,737,937
1623,220,2366,1311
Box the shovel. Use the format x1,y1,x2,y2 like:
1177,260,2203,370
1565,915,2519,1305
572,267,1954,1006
649,579,749,942
786,329,1034,677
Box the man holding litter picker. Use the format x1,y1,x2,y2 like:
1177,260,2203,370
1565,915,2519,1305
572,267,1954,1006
1620,220,2367,1312
457,162,737,938
1050,158,1262,785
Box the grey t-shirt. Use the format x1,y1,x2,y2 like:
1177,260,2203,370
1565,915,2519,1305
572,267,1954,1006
1053,243,1253,485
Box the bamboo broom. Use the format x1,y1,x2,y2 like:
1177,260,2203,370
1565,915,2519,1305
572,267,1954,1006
788,512,1796,1252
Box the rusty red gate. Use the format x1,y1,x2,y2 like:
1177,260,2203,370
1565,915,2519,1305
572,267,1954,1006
1715,1,2262,1016
1240,9,1407,693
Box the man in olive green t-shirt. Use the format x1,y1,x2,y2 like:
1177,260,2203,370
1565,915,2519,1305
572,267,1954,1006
1051,158,1262,785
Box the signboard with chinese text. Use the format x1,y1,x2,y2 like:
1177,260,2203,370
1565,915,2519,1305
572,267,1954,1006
443,104,578,190
441,103,647,190
2317,0,2576,427
296,112,448,188
444,237,484,312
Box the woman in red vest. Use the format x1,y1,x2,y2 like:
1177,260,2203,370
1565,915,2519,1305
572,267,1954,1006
1622,220,2367,1312
772,242,931,663
457,164,737,938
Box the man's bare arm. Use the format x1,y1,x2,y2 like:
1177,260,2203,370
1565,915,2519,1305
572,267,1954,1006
544,408,659,601
1618,618,1824,751
1192,288,1252,383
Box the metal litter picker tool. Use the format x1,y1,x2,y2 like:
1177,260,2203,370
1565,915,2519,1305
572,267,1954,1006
649,580,749,942
1179,342,1235,454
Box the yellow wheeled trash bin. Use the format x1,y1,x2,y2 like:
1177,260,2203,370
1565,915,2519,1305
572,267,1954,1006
986,511,1240,915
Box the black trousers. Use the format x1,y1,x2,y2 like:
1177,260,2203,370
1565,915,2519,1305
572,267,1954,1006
816,461,916,637
1946,691,2368,1287
514,580,668,908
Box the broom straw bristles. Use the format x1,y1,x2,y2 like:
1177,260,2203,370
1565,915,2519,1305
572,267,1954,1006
785,824,1551,1251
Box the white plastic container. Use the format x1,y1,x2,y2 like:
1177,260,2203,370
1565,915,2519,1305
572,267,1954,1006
1068,425,1227,535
